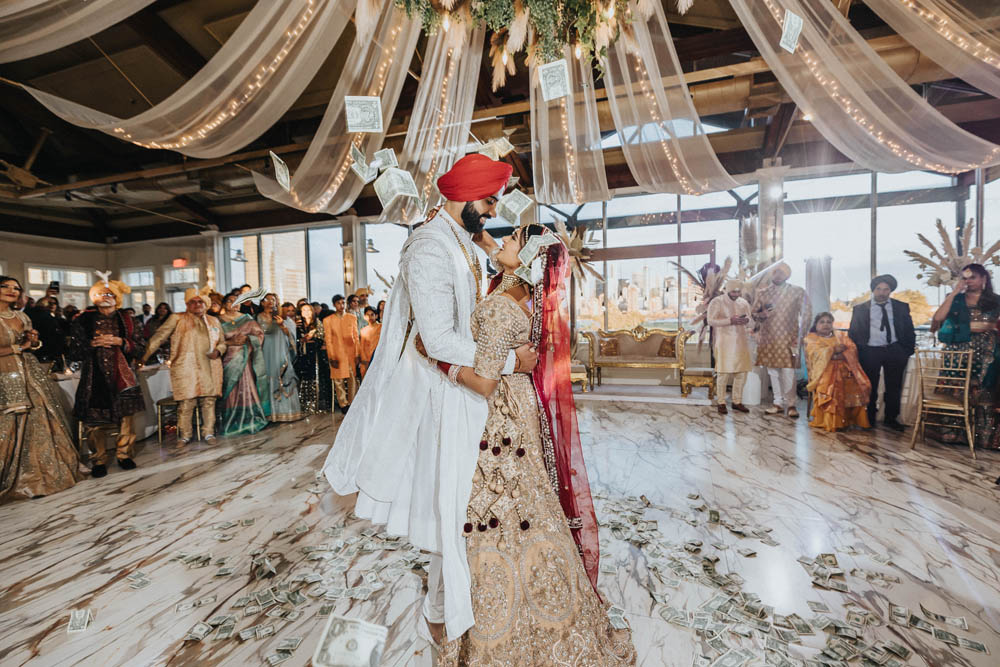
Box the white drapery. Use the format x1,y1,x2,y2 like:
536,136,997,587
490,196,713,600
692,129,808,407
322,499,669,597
0,0,157,63
254,2,420,213
728,0,1000,173
864,0,1000,99
23,0,354,159
379,25,486,226
529,45,609,205
603,1,740,195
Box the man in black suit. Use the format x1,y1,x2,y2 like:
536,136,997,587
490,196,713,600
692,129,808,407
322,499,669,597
848,274,916,432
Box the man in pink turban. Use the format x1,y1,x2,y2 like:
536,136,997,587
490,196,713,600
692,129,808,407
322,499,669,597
322,153,538,646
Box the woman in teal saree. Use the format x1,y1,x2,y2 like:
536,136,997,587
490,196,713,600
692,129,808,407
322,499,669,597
257,293,302,423
218,291,269,436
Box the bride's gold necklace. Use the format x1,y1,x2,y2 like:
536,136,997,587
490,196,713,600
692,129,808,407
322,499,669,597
0,308,16,319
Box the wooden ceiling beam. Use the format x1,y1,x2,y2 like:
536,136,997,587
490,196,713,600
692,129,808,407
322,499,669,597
125,6,208,79
0,212,104,243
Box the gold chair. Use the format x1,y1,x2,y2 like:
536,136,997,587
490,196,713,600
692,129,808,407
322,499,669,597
910,349,975,459
156,397,201,443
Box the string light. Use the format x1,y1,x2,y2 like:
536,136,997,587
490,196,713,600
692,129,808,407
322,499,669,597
574,43,583,59
558,96,583,204
442,12,451,32
761,0,1000,173
292,23,402,212
502,49,509,66
631,52,704,194
605,4,615,20
114,0,320,150
896,0,1000,69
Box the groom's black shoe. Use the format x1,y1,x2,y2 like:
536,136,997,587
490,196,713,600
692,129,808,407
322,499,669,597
883,419,905,432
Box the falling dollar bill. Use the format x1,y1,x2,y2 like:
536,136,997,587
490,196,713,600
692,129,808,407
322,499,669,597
345,96,383,133
538,58,570,102
372,148,398,170
349,145,378,184
497,189,533,225
270,151,290,193
478,142,501,160
373,167,420,209
313,615,388,667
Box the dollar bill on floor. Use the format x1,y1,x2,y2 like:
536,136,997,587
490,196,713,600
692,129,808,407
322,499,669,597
607,605,628,630
958,637,989,654
932,627,959,645
497,189,533,225
313,615,388,667
67,609,93,634
345,96,383,133
919,602,969,631
373,167,419,209
907,614,935,633
266,652,293,665
183,622,213,641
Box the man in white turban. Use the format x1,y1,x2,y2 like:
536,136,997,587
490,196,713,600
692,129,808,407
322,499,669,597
707,278,753,414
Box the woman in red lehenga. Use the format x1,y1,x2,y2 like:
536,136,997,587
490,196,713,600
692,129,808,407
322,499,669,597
433,224,635,666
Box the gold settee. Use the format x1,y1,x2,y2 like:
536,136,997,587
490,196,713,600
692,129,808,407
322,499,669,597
582,325,702,394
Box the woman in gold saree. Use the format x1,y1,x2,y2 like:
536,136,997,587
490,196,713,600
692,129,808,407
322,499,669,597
805,312,872,432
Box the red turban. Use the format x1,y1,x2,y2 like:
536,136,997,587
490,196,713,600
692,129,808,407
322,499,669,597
437,153,513,202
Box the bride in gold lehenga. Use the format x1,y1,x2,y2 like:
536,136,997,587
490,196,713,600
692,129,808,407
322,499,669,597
0,276,81,502
431,225,635,666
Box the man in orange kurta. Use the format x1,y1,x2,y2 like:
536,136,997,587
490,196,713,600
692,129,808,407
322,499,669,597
359,306,382,378
323,294,359,412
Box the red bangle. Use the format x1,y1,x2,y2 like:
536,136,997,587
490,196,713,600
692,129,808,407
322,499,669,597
436,361,451,375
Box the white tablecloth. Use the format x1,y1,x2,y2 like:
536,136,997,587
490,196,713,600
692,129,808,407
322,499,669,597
52,365,174,440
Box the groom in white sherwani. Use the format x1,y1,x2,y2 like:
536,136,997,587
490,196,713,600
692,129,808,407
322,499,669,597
322,153,538,645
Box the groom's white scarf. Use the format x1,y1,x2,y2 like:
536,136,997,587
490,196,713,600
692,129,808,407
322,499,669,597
322,212,486,640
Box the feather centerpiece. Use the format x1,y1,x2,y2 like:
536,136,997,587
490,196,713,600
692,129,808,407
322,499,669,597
552,219,603,286
669,257,732,349
904,219,1000,288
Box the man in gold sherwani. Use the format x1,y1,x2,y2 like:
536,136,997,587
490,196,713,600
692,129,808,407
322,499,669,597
707,279,753,414
142,286,226,444
324,294,360,413
752,262,811,418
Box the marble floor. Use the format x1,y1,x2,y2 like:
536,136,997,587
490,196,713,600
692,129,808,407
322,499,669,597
1,400,998,667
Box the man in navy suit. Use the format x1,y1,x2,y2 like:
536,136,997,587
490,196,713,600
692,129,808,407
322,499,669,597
848,274,916,431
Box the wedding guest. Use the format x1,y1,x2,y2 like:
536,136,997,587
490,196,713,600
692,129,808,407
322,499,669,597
295,303,331,413
932,264,1000,448
346,293,364,335
848,274,915,431
238,284,258,316
142,286,227,446
317,302,331,320
217,291,268,435
0,276,81,502
752,262,811,418
707,279,752,414
69,274,146,477
323,294,359,413
377,299,386,323
805,312,871,432
359,306,381,378
140,303,154,325
144,302,173,362
26,296,65,366
258,293,302,422
62,304,79,322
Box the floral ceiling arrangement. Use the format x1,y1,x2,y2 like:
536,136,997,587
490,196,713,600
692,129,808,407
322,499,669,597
905,219,1000,288
392,0,695,90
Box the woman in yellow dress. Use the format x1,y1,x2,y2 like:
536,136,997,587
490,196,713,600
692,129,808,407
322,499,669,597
804,312,872,432
431,224,635,666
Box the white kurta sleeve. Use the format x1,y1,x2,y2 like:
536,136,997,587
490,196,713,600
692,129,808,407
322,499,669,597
403,237,517,372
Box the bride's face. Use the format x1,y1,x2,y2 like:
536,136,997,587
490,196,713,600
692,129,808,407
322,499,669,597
495,228,524,271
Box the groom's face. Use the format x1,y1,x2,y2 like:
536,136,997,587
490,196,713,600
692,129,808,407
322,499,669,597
460,195,499,235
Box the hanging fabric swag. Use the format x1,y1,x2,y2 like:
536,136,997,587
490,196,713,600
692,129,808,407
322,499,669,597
728,0,1000,174
379,23,486,226
529,43,609,205
603,0,742,195
254,2,420,213
0,0,157,64
22,0,354,159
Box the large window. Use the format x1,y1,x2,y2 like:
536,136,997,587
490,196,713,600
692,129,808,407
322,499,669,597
121,267,155,310
308,226,345,306
227,235,260,290
164,265,201,312
25,265,92,309
363,222,409,306
260,230,307,303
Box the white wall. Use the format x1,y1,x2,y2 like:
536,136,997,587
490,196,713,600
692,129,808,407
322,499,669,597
0,231,216,308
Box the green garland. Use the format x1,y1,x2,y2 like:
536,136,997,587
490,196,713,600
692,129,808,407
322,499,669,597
393,0,628,67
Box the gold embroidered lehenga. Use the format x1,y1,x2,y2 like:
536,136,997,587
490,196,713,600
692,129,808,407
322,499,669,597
438,294,635,666
0,311,81,502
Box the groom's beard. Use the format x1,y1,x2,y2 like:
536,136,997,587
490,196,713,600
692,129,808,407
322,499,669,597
461,202,489,235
